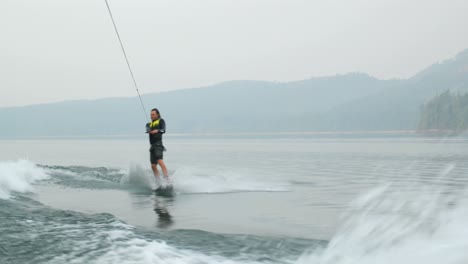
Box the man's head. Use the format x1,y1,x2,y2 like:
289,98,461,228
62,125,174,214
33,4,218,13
151,108,160,121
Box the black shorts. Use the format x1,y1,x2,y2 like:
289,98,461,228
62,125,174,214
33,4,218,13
150,144,164,164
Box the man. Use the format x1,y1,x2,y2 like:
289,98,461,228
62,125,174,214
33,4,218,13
146,108,169,186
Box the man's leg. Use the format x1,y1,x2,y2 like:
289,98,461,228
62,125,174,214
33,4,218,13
151,163,160,177
151,146,163,187
157,160,169,179
152,163,163,187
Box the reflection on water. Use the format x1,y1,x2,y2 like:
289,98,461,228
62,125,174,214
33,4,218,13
126,190,175,229
154,197,174,228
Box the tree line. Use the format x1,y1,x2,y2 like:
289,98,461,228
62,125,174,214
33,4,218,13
419,90,468,133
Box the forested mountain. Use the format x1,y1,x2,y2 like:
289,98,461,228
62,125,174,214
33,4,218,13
419,90,468,132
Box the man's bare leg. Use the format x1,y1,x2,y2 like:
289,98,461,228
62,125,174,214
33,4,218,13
158,160,169,179
151,163,161,185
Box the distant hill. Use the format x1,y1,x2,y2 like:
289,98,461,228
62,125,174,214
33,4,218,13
1,48,468,138
315,49,468,131
0,73,386,138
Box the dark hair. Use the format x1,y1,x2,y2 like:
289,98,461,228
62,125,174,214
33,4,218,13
151,108,160,117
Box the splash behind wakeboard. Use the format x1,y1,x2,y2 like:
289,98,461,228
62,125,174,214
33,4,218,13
154,185,174,197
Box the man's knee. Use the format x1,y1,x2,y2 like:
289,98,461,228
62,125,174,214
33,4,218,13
151,164,158,170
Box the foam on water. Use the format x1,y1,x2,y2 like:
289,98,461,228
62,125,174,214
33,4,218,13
171,166,289,194
119,164,289,194
0,159,48,199
82,238,259,264
45,220,269,264
296,163,468,264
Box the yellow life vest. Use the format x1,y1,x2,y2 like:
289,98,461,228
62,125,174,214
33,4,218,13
149,119,160,129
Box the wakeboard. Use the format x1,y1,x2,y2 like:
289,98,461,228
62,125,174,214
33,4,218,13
154,185,174,197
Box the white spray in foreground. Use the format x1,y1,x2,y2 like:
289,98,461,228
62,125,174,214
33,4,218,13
0,159,48,199
297,163,468,264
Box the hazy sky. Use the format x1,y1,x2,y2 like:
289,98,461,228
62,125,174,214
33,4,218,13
2,0,468,107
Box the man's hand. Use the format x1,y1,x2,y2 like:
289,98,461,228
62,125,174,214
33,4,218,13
149,130,159,135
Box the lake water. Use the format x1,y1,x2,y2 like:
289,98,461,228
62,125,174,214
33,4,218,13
1,136,468,263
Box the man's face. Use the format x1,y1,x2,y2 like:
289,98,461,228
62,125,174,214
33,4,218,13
151,111,158,121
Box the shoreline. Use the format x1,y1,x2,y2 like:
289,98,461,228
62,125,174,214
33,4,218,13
0,129,455,141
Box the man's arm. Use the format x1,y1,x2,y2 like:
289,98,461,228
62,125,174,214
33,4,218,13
145,123,151,133
158,119,166,134
149,119,166,135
